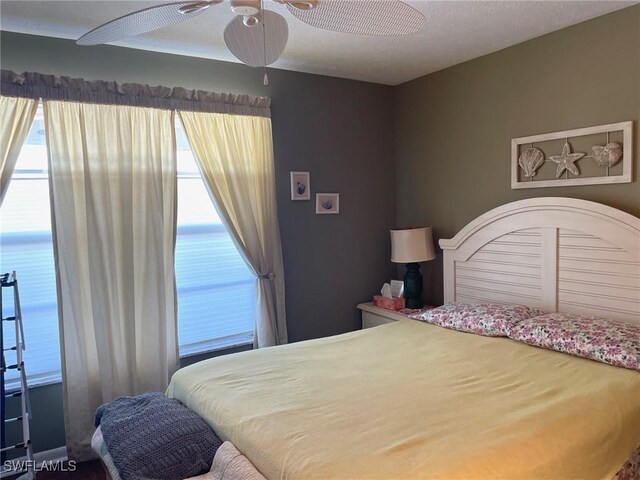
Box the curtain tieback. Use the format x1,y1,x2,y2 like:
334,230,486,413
258,273,274,280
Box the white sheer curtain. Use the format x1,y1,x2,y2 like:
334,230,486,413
44,100,178,461
0,95,38,204
179,111,287,347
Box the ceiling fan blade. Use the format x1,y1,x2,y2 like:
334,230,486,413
273,0,318,10
224,10,289,67
284,0,425,36
77,1,221,46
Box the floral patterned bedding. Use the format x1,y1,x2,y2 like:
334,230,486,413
508,312,639,370
408,302,543,336
613,445,640,480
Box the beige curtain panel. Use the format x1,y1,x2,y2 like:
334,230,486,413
45,100,178,461
179,111,287,348
0,95,38,204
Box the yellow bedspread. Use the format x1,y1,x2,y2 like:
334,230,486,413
167,320,640,480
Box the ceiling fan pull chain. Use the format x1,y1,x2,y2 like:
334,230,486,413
262,0,268,85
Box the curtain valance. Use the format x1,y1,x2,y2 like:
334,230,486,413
1,70,271,118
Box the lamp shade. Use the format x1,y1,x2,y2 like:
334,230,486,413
390,226,436,263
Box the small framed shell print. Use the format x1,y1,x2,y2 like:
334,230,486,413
316,193,339,215
290,172,310,200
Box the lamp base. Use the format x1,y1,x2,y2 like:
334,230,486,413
403,262,423,309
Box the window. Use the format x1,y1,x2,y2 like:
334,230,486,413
1,106,60,390
174,121,256,355
0,107,255,389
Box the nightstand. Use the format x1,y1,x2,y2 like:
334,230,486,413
357,303,435,329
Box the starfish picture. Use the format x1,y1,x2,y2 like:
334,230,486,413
549,141,585,178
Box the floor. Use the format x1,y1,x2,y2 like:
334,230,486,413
3,460,105,480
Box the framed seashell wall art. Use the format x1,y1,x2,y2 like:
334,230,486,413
511,121,633,189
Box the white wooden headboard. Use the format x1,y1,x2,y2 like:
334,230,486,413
439,198,640,325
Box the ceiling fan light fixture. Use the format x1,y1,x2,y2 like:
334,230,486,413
231,0,261,16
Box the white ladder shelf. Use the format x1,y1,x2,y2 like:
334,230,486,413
1,271,35,479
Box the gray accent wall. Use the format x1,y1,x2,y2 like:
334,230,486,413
4,382,65,458
395,5,640,307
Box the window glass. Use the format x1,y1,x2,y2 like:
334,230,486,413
1,107,60,389
174,121,255,355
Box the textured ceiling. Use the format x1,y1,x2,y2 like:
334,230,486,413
1,0,637,85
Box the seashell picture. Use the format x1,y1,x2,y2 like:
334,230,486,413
290,171,310,200
316,193,339,215
511,121,632,189
518,146,545,177
590,142,622,168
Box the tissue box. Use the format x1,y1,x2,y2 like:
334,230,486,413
373,295,405,310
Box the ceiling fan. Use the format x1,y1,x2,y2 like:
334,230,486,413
76,0,426,83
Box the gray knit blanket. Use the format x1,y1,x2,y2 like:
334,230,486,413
95,392,222,480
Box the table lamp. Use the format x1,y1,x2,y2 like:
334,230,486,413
390,226,436,309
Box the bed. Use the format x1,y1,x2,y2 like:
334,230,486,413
166,197,639,479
